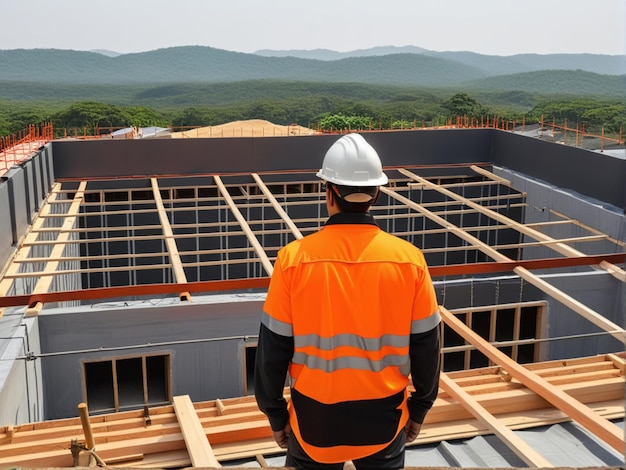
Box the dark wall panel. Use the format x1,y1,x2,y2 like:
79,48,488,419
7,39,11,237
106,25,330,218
51,130,493,180
491,130,626,211
4,166,29,245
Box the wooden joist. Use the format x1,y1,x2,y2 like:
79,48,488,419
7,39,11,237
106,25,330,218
381,183,626,344
150,178,188,287
252,173,304,240
173,395,220,468
214,175,274,276
440,307,625,453
439,373,554,467
0,353,622,468
400,168,626,282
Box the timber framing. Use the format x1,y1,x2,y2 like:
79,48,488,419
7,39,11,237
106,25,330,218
0,352,623,468
0,167,623,313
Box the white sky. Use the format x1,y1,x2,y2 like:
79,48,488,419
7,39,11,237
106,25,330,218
1,0,625,56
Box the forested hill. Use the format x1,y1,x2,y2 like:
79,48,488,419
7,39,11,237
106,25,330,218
463,70,626,96
0,47,487,86
1,46,624,89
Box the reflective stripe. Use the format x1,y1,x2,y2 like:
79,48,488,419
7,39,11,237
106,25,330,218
261,311,293,337
411,310,441,334
294,333,408,351
292,351,409,373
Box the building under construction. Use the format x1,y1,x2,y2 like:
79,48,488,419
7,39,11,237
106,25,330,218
0,128,624,468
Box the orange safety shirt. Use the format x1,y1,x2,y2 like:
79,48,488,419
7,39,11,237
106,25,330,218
258,212,440,463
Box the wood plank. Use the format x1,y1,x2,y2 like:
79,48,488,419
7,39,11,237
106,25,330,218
512,265,625,343
607,353,626,372
23,181,87,311
439,373,554,467
173,395,220,468
0,363,622,467
400,168,626,282
151,178,188,286
470,165,512,186
214,175,274,276
382,182,626,344
252,173,304,240
0,183,62,297
440,306,625,452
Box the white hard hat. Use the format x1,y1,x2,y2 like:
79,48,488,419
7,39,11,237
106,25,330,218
316,133,388,187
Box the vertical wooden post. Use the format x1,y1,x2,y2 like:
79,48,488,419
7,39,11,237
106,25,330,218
78,402,96,450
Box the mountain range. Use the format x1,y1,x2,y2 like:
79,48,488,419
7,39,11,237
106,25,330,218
0,45,624,95
255,45,625,76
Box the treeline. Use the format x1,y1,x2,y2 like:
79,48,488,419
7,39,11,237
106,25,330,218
1,91,624,138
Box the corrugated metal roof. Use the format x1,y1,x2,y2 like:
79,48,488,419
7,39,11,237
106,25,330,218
406,421,625,468
224,420,626,468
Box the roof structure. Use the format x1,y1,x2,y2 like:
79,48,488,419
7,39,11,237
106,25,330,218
0,128,624,468
0,353,623,468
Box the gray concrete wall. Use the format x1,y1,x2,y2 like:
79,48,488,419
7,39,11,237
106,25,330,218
0,146,54,273
38,295,264,420
0,316,43,425
0,182,13,269
497,166,626,248
538,272,624,358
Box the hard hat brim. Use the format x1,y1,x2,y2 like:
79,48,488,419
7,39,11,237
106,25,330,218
316,170,388,186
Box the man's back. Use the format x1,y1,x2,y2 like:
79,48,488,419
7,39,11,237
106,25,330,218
275,220,435,341
255,133,440,468
261,213,440,463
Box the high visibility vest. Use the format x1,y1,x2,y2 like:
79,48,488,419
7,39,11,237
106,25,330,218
263,220,440,463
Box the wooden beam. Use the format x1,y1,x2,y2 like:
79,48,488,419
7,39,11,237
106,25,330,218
214,175,274,276
440,306,625,453
400,168,626,282
381,184,626,344
439,373,554,467
150,178,187,286
0,183,62,297
0,356,622,468
470,164,512,186
23,181,87,315
173,395,221,468
252,173,304,240
78,403,96,450
512,264,625,342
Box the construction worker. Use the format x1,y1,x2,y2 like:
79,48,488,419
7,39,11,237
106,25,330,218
255,133,441,469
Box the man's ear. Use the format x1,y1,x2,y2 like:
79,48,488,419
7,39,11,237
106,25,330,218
371,189,380,205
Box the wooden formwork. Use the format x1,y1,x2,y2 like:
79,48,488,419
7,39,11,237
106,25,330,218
0,352,623,469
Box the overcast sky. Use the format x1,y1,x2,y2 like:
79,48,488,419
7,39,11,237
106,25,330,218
2,0,625,56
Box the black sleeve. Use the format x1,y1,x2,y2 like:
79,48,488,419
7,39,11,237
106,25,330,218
407,325,441,423
254,323,294,431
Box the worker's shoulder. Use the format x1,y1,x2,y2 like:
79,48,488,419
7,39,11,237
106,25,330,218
376,230,427,258
276,235,308,257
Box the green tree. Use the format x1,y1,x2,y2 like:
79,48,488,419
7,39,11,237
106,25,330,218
171,107,213,127
124,106,170,128
531,99,626,133
0,113,11,138
442,93,487,118
317,113,373,131
52,101,129,134
391,120,414,129
7,108,51,133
